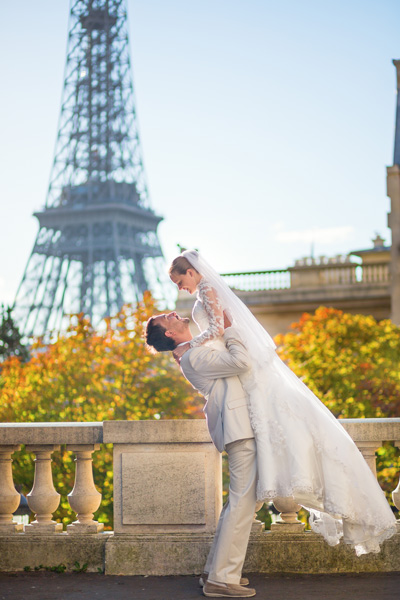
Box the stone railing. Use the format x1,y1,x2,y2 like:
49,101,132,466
320,262,390,286
221,269,291,292
0,418,399,574
0,422,103,535
221,262,390,292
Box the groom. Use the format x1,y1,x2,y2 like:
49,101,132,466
145,311,257,599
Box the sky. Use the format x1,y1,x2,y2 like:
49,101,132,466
0,0,400,307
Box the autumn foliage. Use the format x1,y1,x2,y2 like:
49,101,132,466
0,292,203,528
1,302,399,526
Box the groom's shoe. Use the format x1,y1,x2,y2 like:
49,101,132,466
200,573,249,587
203,581,256,598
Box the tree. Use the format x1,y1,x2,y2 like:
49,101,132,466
0,305,29,363
0,292,203,527
275,307,400,504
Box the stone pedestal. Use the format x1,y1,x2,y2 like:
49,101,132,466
103,420,222,574
103,420,222,536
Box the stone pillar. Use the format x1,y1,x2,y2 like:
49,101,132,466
104,420,222,535
392,441,400,514
103,420,222,575
271,497,304,533
24,445,63,534
66,444,104,534
387,163,400,325
387,60,400,325
356,441,382,477
0,445,23,534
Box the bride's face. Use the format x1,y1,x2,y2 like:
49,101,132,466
170,268,199,294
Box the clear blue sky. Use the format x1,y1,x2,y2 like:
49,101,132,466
0,0,399,307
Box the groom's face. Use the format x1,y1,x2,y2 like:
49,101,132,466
153,312,190,339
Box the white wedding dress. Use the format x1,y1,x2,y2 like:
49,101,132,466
188,275,397,556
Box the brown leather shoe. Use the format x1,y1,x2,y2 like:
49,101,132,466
200,573,249,587
203,581,256,597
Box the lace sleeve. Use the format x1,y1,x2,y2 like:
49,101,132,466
189,279,225,348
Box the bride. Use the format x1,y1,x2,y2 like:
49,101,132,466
169,249,397,556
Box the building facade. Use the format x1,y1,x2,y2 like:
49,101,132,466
176,236,391,337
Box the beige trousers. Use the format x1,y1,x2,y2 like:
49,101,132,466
205,437,257,585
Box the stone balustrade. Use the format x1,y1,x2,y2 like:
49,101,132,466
0,418,399,574
0,423,103,536
220,261,390,292
221,269,291,292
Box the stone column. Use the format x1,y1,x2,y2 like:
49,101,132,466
271,497,304,533
66,444,104,534
0,445,23,534
392,441,400,514
103,420,223,575
387,163,400,325
24,445,63,534
387,56,400,326
356,441,382,477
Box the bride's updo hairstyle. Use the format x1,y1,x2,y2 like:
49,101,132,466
169,255,200,277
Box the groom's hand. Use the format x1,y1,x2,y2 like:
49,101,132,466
172,352,181,365
173,342,190,363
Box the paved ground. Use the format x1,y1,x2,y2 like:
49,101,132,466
0,572,399,600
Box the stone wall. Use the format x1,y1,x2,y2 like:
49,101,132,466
0,419,399,575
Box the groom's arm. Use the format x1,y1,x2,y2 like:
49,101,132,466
186,327,251,379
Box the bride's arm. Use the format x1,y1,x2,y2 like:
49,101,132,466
173,282,225,362
189,282,225,348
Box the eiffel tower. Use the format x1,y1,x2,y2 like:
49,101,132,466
13,0,167,337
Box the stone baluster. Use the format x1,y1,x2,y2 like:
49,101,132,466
356,441,382,477
24,445,63,533
271,497,304,532
0,445,23,534
392,441,400,517
66,444,104,534
251,500,265,533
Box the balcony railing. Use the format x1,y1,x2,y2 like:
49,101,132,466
221,269,291,292
0,422,104,535
0,418,399,574
221,262,390,292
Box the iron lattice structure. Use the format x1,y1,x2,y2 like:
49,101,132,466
14,0,168,337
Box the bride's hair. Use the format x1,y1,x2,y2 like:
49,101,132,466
169,256,200,277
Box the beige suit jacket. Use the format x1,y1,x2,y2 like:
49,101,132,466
180,327,255,452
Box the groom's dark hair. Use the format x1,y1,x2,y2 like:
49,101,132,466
145,317,177,352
